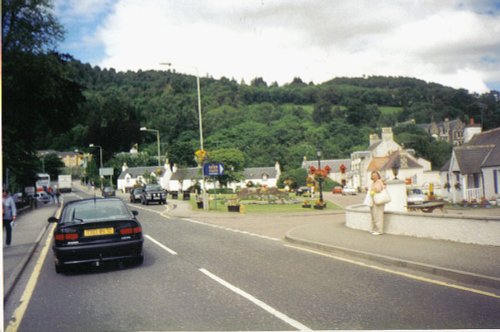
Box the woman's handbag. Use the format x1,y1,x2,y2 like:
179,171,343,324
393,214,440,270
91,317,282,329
363,192,373,207
373,189,391,205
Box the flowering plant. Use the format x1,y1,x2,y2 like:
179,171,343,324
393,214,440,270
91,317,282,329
309,165,332,179
195,149,208,165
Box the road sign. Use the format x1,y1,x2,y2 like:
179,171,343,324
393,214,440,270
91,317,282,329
203,163,224,176
99,167,114,176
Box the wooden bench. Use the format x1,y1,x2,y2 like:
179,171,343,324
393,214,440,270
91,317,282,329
407,201,445,213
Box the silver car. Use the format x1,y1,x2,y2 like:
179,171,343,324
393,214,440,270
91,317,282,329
407,188,427,205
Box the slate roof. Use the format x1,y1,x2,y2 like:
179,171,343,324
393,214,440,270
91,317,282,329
170,167,202,181
302,159,351,172
444,127,500,175
243,167,278,179
465,127,500,168
118,166,164,180
454,145,494,174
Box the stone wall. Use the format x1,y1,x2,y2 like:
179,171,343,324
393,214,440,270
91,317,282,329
346,204,500,246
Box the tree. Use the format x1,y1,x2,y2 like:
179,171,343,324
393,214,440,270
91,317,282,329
207,148,245,187
40,153,65,180
2,0,84,190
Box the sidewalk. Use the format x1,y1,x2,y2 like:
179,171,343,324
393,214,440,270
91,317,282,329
160,192,500,290
3,203,58,301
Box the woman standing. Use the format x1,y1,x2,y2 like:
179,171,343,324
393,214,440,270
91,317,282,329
369,171,386,235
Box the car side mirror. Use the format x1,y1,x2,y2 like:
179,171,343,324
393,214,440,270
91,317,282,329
131,210,138,216
48,216,59,223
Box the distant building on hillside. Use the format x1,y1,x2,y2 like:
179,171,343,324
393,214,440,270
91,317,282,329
417,117,467,146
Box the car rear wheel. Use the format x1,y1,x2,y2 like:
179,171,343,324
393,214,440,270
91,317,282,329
55,263,66,274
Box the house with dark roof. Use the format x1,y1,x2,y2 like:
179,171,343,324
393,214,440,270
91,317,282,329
441,126,500,203
229,162,281,190
117,164,169,192
301,158,351,186
418,117,466,146
117,161,282,193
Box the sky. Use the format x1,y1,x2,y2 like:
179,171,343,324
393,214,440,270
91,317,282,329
53,0,500,93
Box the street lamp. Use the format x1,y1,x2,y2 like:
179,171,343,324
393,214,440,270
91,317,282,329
160,62,204,151
160,62,207,209
88,144,103,169
317,151,324,203
140,127,161,166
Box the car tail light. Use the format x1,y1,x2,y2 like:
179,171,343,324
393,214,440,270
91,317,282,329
55,232,79,241
119,226,142,235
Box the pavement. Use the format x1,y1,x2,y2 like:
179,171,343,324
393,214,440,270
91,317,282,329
4,186,500,303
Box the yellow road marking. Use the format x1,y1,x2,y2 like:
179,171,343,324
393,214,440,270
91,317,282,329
285,244,500,299
6,223,56,332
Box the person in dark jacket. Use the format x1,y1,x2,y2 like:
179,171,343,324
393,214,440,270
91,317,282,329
3,189,17,246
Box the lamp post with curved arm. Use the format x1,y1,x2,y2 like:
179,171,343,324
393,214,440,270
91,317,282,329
140,127,161,166
160,62,203,151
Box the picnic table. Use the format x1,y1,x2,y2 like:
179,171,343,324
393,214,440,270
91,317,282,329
407,200,446,213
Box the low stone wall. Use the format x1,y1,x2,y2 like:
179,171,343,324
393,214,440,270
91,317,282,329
346,204,500,246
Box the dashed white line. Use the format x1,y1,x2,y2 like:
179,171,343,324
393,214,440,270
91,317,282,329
145,235,178,255
182,218,281,242
199,268,312,331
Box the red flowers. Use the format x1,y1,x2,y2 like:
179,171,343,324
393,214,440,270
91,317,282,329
309,165,331,178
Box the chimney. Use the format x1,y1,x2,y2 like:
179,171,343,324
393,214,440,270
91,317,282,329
122,162,128,172
369,134,380,146
463,118,482,143
381,127,393,142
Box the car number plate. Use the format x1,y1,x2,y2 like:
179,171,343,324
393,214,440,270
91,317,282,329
84,227,114,237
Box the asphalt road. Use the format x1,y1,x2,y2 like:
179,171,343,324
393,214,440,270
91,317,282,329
6,189,500,331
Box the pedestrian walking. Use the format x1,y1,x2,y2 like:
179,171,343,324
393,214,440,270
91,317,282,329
55,188,61,205
369,171,388,235
3,189,17,246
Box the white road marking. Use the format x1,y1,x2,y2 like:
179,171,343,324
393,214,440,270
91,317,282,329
130,203,281,242
286,244,500,299
182,218,280,242
6,223,56,332
145,235,178,255
199,268,312,331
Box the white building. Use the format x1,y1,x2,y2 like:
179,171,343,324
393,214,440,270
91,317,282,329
349,127,436,191
440,125,500,203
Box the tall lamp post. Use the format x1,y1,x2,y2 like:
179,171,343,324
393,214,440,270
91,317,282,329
140,127,161,166
160,62,207,209
317,151,324,203
88,144,103,169
160,62,204,151
89,144,103,189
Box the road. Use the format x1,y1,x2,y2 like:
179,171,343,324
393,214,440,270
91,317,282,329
5,188,500,331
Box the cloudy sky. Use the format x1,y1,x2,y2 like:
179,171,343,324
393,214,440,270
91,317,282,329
53,0,500,93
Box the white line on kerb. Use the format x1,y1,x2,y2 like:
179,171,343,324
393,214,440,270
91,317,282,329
199,268,312,331
145,235,178,255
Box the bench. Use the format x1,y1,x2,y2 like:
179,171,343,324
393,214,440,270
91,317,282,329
407,201,445,213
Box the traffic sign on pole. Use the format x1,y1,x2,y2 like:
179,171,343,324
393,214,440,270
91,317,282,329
203,163,224,176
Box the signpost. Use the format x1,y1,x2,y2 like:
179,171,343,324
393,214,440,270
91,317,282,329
203,163,224,210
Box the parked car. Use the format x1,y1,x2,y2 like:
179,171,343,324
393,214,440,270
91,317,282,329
296,186,312,197
141,184,167,205
34,191,52,204
129,187,143,203
341,186,357,195
101,186,116,197
48,197,144,273
407,188,428,205
332,186,343,194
